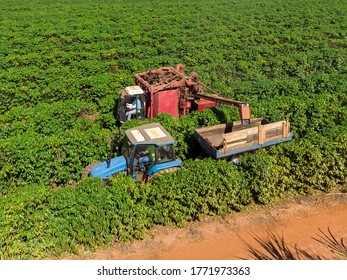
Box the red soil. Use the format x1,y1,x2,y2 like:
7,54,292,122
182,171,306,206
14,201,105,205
66,192,347,260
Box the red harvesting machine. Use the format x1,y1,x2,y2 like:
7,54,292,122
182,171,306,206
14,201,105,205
116,64,251,125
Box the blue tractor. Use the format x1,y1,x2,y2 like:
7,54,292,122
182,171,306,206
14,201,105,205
89,123,182,182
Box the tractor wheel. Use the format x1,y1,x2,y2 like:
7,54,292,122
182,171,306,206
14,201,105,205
146,167,180,182
81,162,101,178
195,153,206,161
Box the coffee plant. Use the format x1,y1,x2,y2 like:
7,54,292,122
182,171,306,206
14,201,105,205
0,0,346,259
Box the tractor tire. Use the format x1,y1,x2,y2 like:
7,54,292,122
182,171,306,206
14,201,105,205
146,167,180,182
81,162,101,178
195,153,206,161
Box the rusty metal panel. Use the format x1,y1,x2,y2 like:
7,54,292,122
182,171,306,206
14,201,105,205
197,98,217,111
153,89,180,118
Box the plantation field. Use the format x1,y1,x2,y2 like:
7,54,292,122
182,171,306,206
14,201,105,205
0,0,346,259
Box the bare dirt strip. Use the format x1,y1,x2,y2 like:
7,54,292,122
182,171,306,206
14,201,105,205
65,192,347,260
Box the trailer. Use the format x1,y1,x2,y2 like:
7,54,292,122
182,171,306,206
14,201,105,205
194,118,293,159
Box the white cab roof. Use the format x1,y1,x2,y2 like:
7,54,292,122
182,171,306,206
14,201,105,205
125,86,144,96
125,123,174,146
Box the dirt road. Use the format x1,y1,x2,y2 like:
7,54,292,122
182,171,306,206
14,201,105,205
68,192,347,260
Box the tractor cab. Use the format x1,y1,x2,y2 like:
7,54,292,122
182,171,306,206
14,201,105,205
89,123,182,182
121,123,180,182
116,86,146,124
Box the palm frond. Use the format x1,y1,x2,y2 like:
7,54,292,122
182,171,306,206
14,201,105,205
240,229,326,260
312,227,347,259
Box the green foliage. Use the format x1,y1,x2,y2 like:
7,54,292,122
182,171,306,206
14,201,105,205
241,149,289,204
0,0,346,259
0,100,111,191
0,185,55,259
147,159,252,225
